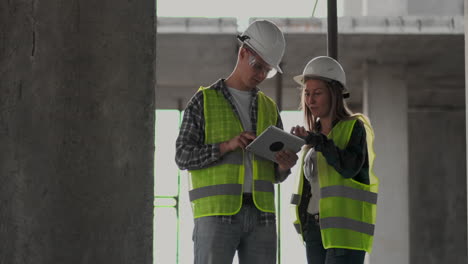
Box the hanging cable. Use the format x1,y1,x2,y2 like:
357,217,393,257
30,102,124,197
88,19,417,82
311,0,319,17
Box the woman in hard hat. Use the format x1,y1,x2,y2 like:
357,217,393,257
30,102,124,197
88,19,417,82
289,56,379,264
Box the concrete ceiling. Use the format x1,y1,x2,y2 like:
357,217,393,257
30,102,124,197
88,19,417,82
156,23,464,112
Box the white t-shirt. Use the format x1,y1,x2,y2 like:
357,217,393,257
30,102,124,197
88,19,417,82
303,147,320,215
227,87,253,193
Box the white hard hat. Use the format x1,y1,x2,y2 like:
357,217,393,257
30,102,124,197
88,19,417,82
237,20,286,74
293,56,348,96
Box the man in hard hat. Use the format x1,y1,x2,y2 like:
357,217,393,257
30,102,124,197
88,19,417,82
175,19,298,264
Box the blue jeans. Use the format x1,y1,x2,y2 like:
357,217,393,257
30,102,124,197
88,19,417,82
192,203,277,264
303,214,365,264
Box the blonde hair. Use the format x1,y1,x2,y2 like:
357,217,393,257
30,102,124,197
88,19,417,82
300,77,354,132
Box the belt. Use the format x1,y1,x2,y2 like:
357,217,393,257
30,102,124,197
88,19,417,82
308,213,320,224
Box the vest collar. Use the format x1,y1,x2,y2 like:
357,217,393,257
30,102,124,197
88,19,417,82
210,79,260,96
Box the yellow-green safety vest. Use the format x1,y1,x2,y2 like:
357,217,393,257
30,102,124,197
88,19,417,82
291,115,379,253
189,86,278,218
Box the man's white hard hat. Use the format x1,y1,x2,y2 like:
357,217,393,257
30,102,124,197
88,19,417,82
293,56,349,96
237,20,286,74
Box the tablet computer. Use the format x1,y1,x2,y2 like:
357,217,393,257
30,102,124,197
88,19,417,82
246,125,305,163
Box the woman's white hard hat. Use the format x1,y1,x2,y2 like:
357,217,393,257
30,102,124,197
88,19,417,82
293,56,349,96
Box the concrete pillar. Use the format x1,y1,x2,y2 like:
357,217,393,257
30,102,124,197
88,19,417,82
363,62,409,264
342,0,363,16
465,0,468,259
363,0,408,16
0,0,156,263
408,0,463,16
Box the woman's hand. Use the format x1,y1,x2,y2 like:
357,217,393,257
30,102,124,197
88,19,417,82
290,125,308,139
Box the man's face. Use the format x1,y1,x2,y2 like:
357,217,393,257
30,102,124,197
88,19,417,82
242,47,276,88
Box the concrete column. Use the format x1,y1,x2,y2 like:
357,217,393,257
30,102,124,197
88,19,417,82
465,0,468,258
363,0,408,16
408,0,463,16
342,0,363,16
0,0,156,263
363,62,409,264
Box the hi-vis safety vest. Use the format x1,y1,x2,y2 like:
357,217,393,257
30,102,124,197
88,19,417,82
189,86,278,218
291,115,379,253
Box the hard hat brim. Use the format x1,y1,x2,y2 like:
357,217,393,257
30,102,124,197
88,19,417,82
275,65,283,74
293,74,304,86
293,74,349,94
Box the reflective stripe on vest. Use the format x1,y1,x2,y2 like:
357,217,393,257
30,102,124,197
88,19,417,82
320,217,375,236
189,179,274,202
189,183,243,201
321,186,377,204
203,151,243,168
255,180,274,192
188,86,278,218
290,194,301,205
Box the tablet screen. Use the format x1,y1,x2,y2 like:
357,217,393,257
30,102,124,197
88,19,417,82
246,126,305,162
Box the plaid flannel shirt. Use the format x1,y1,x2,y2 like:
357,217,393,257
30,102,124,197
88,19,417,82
175,79,289,225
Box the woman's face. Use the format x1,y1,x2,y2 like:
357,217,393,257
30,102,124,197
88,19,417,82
303,79,331,119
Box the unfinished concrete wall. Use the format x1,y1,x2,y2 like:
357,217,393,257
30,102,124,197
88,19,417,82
365,0,408,16
409,111,467,263
361,0,462,16
408,0,463,16
0,0,156,263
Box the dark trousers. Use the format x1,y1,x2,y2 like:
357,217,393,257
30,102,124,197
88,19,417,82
303,214,366,264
